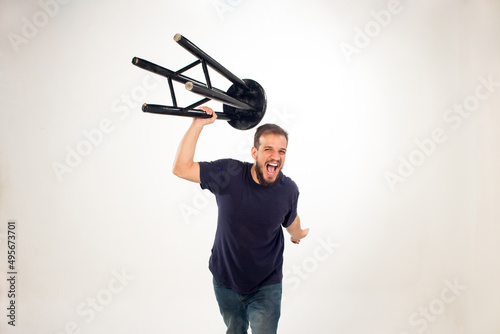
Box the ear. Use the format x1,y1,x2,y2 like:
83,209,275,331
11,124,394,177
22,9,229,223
251,146,258,160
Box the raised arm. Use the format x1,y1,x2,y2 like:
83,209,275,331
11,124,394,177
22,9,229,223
172,106,217,183
285,216,310,244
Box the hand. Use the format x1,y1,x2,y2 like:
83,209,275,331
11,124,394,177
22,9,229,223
193,106,217,127
290,228,310,244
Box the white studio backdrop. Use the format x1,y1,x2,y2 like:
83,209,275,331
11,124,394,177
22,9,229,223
1,0,499,333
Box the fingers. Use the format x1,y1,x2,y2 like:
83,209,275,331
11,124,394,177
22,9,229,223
194,106,217,126
208,108,217,122
198,106,213,114
198,106,216,118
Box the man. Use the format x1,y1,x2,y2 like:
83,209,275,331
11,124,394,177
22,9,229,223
172,106,309,334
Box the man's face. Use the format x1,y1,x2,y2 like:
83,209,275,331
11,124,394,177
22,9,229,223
251,133,287,186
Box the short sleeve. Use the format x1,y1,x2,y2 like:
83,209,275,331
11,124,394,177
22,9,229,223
281,183,299,228
199,159,242,195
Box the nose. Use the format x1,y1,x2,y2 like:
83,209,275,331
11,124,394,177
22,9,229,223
270,150,280,161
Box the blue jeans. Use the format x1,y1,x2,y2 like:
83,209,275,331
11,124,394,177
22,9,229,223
213,277,282,334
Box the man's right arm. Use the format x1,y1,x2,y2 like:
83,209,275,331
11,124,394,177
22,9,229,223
172,106,217,183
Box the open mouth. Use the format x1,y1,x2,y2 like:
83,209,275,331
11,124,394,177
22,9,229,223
255,160,283,186
266,162,279,176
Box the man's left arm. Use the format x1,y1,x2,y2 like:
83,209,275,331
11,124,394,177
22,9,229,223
285,216,309,244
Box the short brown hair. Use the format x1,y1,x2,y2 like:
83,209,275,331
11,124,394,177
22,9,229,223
253,124,288,149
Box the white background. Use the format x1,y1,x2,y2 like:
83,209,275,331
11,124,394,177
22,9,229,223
1,0,499,333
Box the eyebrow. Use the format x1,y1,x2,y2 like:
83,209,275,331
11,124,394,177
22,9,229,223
264,146,287,152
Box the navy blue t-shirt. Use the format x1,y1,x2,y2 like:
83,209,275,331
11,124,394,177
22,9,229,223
199,159,299,294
